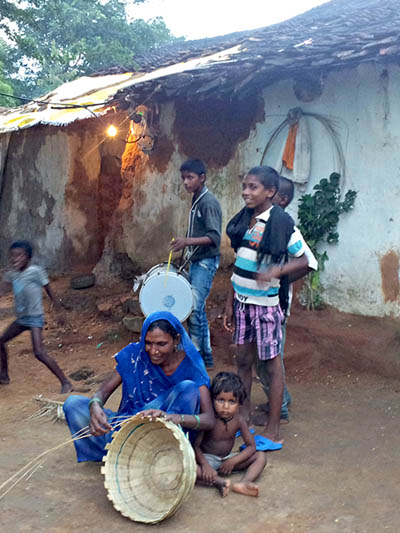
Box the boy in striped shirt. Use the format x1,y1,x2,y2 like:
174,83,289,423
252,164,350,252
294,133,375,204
224,166,308,444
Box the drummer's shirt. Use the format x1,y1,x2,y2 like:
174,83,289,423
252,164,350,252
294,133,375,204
186,186,222,263
231,207,307,307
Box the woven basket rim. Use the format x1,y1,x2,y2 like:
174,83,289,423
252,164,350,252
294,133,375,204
102,414,196,524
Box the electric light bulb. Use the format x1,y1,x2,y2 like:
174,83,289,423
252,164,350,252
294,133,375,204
106,125,117,137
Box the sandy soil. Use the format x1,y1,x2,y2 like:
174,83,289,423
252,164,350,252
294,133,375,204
1,271,399,533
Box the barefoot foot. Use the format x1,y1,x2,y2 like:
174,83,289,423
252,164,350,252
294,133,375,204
262,425,284,444
60,381,74,394
232,481,259,497
215,478,230,497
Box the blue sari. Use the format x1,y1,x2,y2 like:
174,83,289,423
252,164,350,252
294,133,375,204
64,311,210,462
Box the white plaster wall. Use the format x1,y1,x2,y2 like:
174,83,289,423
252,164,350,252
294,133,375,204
243,63,400,317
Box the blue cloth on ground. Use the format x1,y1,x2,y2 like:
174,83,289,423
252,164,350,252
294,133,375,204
235,428,255,439
64,311,210,462
240,434,283,452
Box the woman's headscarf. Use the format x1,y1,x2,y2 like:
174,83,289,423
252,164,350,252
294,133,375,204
115,311,210,414
140,311,209,381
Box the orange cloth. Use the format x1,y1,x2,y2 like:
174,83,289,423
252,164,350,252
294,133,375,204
282,122,298,170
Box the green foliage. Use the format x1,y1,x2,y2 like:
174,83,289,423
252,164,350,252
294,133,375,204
297,172,357,310
0,0,174,99
0,40,15,107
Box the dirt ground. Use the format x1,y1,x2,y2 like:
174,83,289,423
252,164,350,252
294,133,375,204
1,271,400,533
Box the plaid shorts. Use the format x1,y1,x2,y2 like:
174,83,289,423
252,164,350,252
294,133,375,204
233,299,284,360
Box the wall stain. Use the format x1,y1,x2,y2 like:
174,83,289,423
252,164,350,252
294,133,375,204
380,250,399,302
0,128,51,264
148,134,175,174
64,158,99,266
379,69,390,121
173,95,265,168
97,154,123,260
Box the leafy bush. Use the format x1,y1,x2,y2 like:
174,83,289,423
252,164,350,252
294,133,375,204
297,172,357,309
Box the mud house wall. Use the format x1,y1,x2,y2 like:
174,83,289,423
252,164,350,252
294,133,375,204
96,95,265,274
110,63,400,318
0,122,124,270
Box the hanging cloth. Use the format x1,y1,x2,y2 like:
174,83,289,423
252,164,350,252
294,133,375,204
279,108,312,185
282,123,298,170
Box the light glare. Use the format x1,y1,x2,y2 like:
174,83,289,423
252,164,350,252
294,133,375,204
107,125,118,137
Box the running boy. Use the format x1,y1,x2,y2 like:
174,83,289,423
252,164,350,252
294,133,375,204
256,176,318,422
195,372,266,497
0,241,72,393
224,166,308,443
170,159,222,369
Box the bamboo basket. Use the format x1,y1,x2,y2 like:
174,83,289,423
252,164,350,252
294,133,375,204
101,414,196,524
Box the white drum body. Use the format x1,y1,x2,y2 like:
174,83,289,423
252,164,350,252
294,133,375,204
139,263,193,322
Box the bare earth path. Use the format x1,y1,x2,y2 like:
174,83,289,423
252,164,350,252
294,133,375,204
1,273,399,532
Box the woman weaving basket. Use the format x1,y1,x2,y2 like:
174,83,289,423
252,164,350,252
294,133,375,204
63,311,214,462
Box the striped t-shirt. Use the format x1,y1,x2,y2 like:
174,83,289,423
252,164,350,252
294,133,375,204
231,207,306,307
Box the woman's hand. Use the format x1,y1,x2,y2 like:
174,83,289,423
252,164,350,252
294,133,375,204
89,403,112,436
163,413,183,425
139,409,166,421
201,463,218,485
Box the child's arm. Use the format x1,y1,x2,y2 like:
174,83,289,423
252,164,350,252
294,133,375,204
170,236,212,253
0,281,11,297
194,431,218,484
44,283,66,325
219,417,257,475
288,241,318,283
223,282,235,332
256,254,308,283
171,202,221,253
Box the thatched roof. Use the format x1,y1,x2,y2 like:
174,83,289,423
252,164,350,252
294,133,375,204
135,0,400,72
113,0,400,103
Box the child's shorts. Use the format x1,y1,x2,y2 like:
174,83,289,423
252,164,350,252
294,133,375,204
233,299,284,360
16,315,45,328
203,452,239,471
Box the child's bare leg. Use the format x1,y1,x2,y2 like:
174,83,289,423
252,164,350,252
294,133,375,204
262,356,283,443
232,452,266,497
30,328,73,393
0,321,26,384
196,465,230,497
235,343,256,422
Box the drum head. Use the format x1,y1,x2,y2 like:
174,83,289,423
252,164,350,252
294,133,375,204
139,272,193,322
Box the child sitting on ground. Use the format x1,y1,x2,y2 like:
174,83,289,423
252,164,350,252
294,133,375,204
194,371,266,497
0,240,72,393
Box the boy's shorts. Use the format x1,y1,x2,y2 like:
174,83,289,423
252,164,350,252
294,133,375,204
233,299,284,360
203,452,239,471
16,315,45,328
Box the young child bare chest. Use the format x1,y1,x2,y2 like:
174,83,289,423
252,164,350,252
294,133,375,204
200,416,241,457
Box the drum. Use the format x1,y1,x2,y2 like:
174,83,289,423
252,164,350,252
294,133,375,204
139,263,193,322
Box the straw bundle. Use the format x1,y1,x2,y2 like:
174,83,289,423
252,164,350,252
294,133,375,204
102,414,196,524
